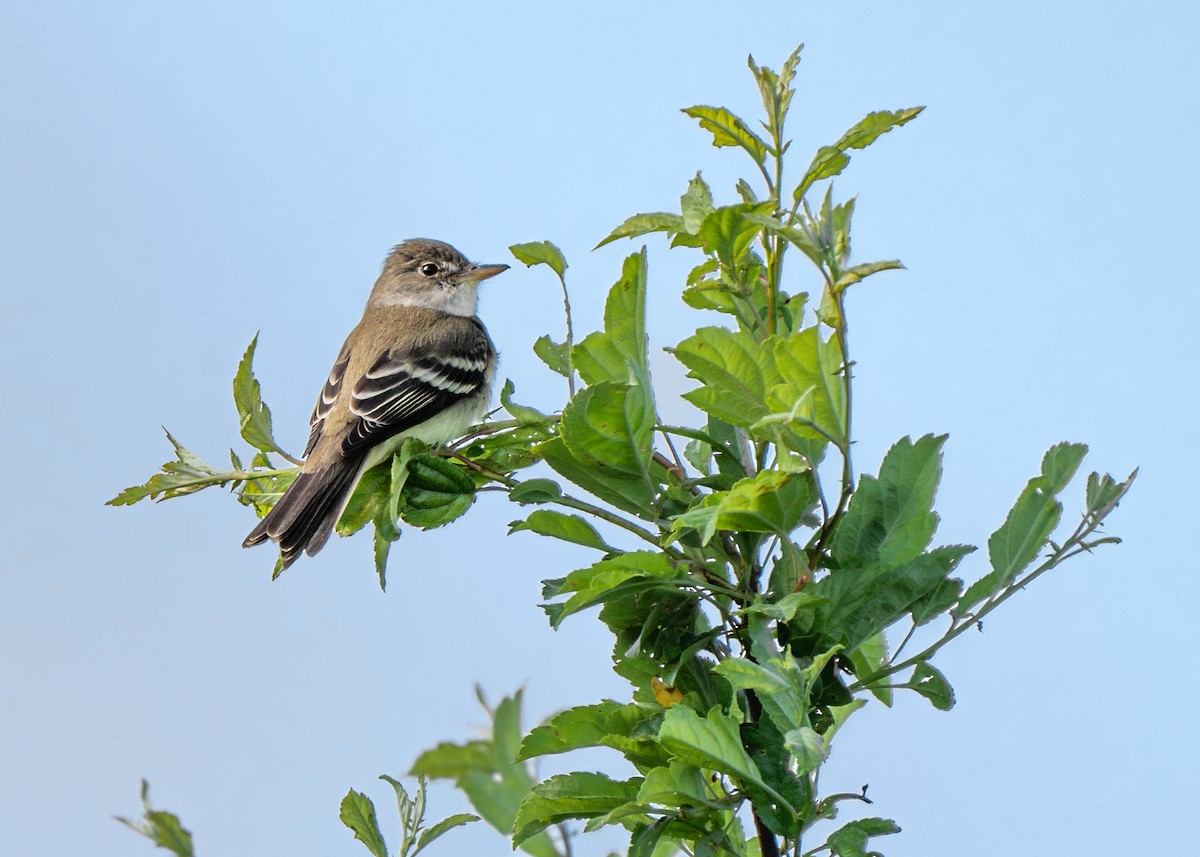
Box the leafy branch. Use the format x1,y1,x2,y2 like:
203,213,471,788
114,44,1132,857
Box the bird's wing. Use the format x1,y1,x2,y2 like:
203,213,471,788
342,319,492,456
304,340,353,457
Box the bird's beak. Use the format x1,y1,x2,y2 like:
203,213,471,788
461,263,509,283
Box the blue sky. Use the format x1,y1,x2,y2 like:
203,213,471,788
2,2,1197,855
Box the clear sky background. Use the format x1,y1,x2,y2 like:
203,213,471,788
2,2,1197,855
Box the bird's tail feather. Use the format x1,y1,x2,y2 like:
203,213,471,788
242,459,363,568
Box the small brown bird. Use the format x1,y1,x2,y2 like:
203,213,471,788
244,239,508,567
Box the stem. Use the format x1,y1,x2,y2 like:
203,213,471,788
553,491,678,555
744,689,782,857
557,273,577,398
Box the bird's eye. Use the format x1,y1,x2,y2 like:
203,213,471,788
419,263,439,277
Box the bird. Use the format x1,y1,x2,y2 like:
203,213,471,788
243,238,508,568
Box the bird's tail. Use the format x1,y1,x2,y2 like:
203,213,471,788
242,458,364,568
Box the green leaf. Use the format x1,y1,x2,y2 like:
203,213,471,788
816,545,973,651
833,259,904,292
1085,468,1138,522
372,525,396,591
760,327,846,447
680,172,715,234
508,478,563,504
908,576,963,626
539,437,654,517
233,334,287,457
500,379,548,425
116,780,195,857
107,430,245,505
509,509,616,552
670,327,782,428
533,335,570,377
518,701,665,769
509,240,567,279
847,631,891,706
340,790,388,857
561,381,655,480
826,817,901,857
337,461,391,536
793,106,924,202
659,706,757,778
987,442,1087,585
399,454,476,529
596,212,685,249
410,691,560,857
832,435,947,566
681,105,769,166
671,470,817,546
573,249,649,385
697,203,773,267
711,656,810,745
546,551,683,627
748,44,803,139
835,107,925,150
908,661,954,711
512,772,643,847
741,718,805,838
415,813,479,854
637,762,719,809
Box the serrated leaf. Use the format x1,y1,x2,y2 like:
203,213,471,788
596,212,685,249
832,435,947,566
637,762,718,808
539,437,654,517
761,327,846,448
340,790,388,857
1085,468,1137,522
658,706,757,780
233,334,287,456
512,772,643,847
749,44,803,139
561,381,654,482
793,106,924,203
671,470,817,546
399,454,476,529
697,203,773,267
509,240,567,279
337,461,391,537
518,702,665,769
680,172,715,234
546,551,682,627
682,105,769,165
833,259,904,292
816,545,973,651
909,576,963,626
573,249,649,385
848,631,891,706
987,442,1087,586
415,813,479,854
107,430,240,505
827,817,901,857
711,657,809,743
509,509,616,552
670,327,782,428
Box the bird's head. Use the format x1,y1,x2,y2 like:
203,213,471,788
371,238,508,316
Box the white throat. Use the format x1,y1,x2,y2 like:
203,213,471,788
373,282,480,317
